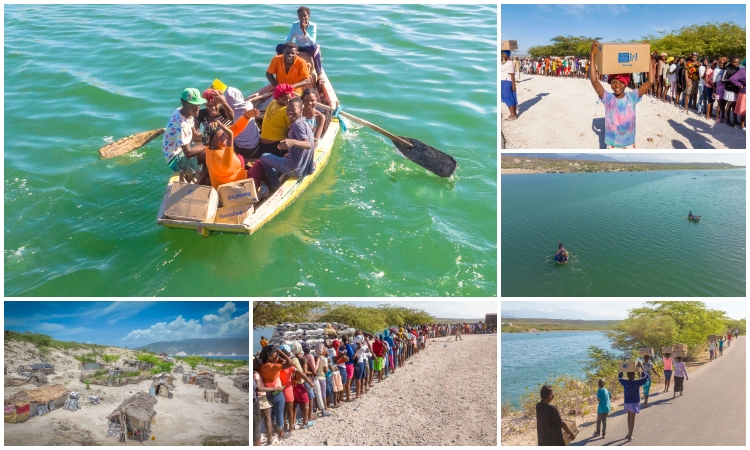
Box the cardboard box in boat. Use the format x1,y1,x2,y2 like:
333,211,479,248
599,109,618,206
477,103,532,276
618,361,638,373
661,347,673,354
217,178,258,207
164,182,218,222
594,42,650,74
562,419,579,445
639,347,654,356
214,203,254,224
501,40,518,51
673,344,688,352
708,335,717,342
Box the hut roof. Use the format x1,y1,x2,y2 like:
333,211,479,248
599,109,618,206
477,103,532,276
235,367,249,375
151,379,176,390
107,392,157,423
151,372,171,379
196,370,215,376
9,384,68,403
29,363,54,370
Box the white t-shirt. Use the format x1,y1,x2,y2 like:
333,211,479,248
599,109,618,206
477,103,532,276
501,60,515,82
354,346,366,364
698,65,706,87
162,108,194,162
709,341,716,351
669,64,677,83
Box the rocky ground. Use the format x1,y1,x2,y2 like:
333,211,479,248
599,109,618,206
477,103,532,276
501,75,746,149
260,333,497,446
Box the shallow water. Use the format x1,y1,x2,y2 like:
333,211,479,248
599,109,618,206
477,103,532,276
502,169,745,296
4,4,497,296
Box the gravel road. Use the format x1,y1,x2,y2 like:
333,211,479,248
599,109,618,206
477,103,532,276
571,336,745,446
501,75,746,149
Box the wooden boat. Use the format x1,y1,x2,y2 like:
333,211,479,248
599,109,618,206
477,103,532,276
157,64,340,235
688,215,701,222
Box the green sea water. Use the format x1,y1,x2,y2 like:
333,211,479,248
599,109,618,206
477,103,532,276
4,4,497,296
501,169,746,297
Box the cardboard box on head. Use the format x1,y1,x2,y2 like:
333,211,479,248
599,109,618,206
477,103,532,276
639,348,654,356
501,40,518,51
708,335,717,342
619,361,638,373
661,347,673,354
672,351,687,358
594,42,650,75
673,344,688,352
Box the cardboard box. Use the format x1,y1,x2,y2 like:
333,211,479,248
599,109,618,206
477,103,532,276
501,40,518,51
562,419,579,445
217,178,258,207
673,344,688,352
619,361,638,373
164,182,218,222
214,203,253,224
708,335,717,342
661,347,673,354
672,351,687,358
594,42,650,74
639,347,654,356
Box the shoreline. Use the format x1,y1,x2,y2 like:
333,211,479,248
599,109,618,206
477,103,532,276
502,329,611,333
502,167,745,175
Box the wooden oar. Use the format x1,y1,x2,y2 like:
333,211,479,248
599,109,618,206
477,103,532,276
316,102,457,178
98,91,274,159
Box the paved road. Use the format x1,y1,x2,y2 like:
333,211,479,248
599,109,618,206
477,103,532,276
572,336,745,446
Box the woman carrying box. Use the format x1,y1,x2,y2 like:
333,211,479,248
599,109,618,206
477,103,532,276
672,356,688,399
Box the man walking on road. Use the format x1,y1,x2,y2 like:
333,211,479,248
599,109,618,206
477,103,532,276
455,323,463,341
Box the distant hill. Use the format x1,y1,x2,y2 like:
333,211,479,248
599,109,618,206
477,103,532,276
501,318,620,333
505,153,618,162
136,337,249,355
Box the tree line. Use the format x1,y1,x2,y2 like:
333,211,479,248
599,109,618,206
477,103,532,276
526,22,746,59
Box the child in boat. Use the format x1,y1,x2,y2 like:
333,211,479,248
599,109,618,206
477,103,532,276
203,108,259,189
618,365,650,442
589,41,656,149
276,6,322,75
301,88,326,148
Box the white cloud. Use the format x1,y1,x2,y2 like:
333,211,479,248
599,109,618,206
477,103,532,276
120,302,248,345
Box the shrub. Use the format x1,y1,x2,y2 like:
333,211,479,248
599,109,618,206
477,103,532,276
519,375,595,419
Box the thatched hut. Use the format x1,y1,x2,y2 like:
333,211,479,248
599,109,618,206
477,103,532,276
28,373,48,385
196,370,215,388
233,376,249,392
6,384,68,421
107,392,157,443
150,378,176,398
152,372,174,384
234,366,249,376
173,365,185,374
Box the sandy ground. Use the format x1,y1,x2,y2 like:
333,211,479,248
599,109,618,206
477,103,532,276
501,74,746,149
501,345,720,446
4,341,249,445
260,333,497,446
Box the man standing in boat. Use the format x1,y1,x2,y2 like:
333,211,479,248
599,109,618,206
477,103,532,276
163,88,207,175
267,42,312,96
260,97,315,190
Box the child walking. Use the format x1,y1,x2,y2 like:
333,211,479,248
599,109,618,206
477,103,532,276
589,40,656,149
662,352,673,392
593,378,612,439
640,354,660,407
718,337,725,356
672,356,688,398
618,364,650,442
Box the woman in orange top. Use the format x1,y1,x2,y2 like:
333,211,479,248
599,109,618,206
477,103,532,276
204,109,260,189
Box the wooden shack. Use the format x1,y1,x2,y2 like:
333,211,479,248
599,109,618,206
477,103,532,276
107,392,157,443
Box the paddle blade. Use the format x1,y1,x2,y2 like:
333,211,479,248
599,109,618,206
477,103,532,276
99,128,165,159
392,136,457,178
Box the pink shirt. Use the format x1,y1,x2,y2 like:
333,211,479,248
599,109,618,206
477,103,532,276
663,357,672,371
705,67,714,88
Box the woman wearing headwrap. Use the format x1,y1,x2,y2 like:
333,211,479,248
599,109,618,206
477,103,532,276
257,345,294,442
258,83,294,157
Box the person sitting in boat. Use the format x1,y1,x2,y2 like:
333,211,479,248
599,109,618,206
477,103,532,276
163,88,207,174
275,6,323,75
558,242,566,253
259,97,315,191
266,41,312,96
688,211,693,219
202,85,262,160
196,88,234,146
259,84,294,157
203,107,260,190
301,88,326,148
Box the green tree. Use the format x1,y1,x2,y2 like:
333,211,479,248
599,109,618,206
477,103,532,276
318,305,388,333
101,354,119,369
642,22,745,59
185,356,202,371
253,301,329,328
583,346,625,396
606,315,678,357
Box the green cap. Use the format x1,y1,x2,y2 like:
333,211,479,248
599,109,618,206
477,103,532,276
181,88,207,105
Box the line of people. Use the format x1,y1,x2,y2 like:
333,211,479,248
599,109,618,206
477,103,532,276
253,325,433,445
161,6,327,198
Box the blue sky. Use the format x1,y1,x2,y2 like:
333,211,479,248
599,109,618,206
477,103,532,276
502,301,746,320
501,4,746,55
4,301,249,347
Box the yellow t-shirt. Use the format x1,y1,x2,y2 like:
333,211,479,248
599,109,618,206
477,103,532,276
260,100,292,142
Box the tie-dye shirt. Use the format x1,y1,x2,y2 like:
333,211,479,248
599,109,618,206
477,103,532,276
602,90,641,147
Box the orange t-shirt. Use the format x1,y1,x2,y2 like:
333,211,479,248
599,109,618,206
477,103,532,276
205,115,250,189
267,55,310,95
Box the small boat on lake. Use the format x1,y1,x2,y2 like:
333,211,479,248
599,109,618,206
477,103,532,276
157,59,340,235
688,215,702,222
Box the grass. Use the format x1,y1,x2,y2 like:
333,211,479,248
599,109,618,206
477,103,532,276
5,330,108,352
502,318,619,333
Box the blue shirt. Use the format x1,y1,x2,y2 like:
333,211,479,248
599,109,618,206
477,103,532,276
596,387,611,413
345,343,355,366
618,372,649,404
286,118,315,177
286,21,317,47
383,335,395,352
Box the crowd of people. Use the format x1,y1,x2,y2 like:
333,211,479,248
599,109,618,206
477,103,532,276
536,328,741,445
162,6,326,198
253,322,494,445
506,50,746,131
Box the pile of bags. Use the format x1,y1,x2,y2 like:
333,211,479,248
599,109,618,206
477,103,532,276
64,392,81,411
268,322,357,353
